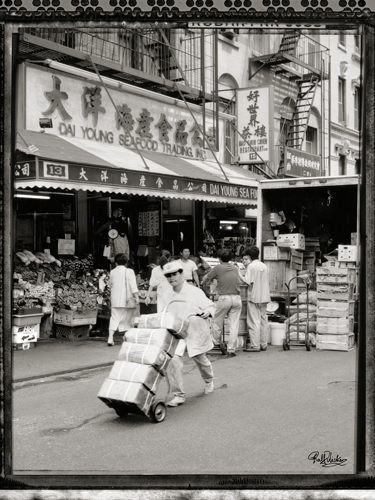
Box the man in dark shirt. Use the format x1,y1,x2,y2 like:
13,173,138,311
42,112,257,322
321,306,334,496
201,249,242,358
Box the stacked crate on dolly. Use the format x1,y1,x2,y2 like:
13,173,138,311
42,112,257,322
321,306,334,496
97,309,189,423
12,307,43,350
53,308,98,341
316,267,356,351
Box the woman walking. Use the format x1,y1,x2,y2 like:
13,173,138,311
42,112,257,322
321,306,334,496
107,253,139,346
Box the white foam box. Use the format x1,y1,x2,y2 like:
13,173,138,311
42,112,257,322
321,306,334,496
12,324,40,343
12,342,37,351
317,316,354,334
124,328,179,356
136,312,188,339
277,233,305,250
316,267,356,284
338,245,357,262
108,361,163,394
317,300,355,318
316,333,355,351
97,378,154,414
117,342,171,372
263,245,290,261
12,313,43,326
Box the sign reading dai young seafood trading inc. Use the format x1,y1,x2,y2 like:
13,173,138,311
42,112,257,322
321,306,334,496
236,86,274,165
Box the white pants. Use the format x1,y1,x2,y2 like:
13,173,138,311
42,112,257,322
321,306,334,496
211,295,242,353
247,301,268,349
166,352,214,398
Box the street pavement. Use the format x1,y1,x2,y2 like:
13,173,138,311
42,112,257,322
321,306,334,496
12,335,358,479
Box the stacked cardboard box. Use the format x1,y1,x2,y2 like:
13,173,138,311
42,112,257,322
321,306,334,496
316,267,356,351
98,316,188,416
12,310,43,350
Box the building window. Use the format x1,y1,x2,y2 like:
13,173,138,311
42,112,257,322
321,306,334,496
338,77,346,123
279,118,291,146
339,32,346,47
339,154,346,175
354,87,361,130
305,126,318,154
355,159,360,175
219,28,239,41
224,119,235,164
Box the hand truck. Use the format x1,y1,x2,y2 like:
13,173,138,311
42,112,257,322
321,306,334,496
283,276,311,351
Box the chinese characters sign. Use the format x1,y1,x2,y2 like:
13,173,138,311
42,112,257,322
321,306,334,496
138,211,159,237
285,147,322,177
237,86,274,165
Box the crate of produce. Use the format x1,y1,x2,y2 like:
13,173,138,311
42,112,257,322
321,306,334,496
317,316,354,335
55,324,90,341
124,328,179,356
316,333,355,351
317,300,354,317
290,249,303,271
277,233,305,250
108,361,164,394
338,245,357,262
12,324,40,343
317,283,354,301
12,342,36,351
13,306,43,315
12,312,43,326
316,267,356,284
98,378,154,414
54,308,98,327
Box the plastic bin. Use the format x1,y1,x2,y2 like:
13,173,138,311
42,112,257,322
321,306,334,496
270,322,286,346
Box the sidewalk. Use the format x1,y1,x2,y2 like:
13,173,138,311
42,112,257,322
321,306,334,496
12,334,121,383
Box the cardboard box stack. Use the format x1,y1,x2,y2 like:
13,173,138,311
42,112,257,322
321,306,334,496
316,267,356,351
98,312,188,417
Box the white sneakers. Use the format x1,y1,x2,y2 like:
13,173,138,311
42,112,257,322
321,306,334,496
167,396,185,407
204,380,214,395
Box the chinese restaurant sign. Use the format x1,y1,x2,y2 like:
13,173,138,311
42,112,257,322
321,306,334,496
285,147,322,177
15,159,258,202
26,66,221,163
236,86,274,165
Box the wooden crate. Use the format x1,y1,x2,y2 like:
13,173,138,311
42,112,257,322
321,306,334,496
54,308,98,327
290,249,303,271
316,333,355,351
316,267,357,284
317,283,354,301
317,316,354,334
317,300,354,317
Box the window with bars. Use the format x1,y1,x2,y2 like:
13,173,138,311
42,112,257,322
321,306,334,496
305,126,318,154
338,77,346,123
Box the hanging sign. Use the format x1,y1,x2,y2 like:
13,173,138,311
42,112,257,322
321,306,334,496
284,147,322,177
237,86,274,165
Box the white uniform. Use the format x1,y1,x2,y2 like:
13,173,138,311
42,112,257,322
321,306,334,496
149,265,172,312
176,258,198,282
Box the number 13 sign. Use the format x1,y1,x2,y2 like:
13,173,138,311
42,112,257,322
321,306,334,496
43,161,69,179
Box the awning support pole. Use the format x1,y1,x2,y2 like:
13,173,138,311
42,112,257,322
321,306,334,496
85,55,150,171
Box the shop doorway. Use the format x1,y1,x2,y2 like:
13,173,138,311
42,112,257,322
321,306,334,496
162,215,194,256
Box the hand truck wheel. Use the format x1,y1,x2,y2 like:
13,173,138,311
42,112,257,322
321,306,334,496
149,402,167,423
305,338,311,351
114,405,129,418
220,342,228,355
283,339,289,351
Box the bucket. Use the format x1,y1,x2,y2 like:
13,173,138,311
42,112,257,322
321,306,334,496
270,322,286,346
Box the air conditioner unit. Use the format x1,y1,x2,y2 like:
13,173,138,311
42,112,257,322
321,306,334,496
220,29,237,40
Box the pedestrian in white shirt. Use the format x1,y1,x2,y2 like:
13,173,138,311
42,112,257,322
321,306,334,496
145,250,172,312
176,248,200,287
240,246,271,352
162,260,216,407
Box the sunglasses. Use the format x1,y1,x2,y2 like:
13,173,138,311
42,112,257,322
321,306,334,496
165,271,180,278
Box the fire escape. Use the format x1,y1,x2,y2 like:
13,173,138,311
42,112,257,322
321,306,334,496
249,30,330,176
17,27,220,153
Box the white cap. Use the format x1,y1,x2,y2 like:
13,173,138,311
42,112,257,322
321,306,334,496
163,260,184,275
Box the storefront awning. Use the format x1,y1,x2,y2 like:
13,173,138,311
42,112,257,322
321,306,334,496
15,130,259,207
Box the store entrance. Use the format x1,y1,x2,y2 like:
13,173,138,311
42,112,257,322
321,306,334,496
88,196,132,269
162,215,194,256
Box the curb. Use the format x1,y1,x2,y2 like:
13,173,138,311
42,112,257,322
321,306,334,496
13,363,113,387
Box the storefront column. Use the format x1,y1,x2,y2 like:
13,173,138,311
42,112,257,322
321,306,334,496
76,191,88,256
